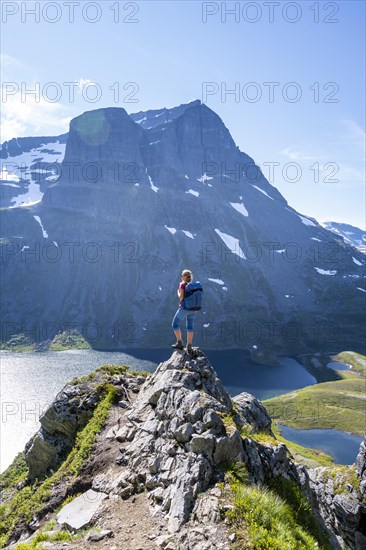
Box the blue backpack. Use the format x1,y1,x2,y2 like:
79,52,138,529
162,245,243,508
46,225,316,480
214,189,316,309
183,281,203,311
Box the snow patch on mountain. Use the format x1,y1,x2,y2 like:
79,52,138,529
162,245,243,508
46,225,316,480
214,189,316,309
130,100,201,131
214,229,246,259
1,140,66,208
252,185,274,200
10,179,43,208
197,173,213,184
208,278,225,285
148,175,159,193
33,215,48,238
314,268,337,276
230,202,248,217
321,221,366,254
352,257,363,266
298,214,317,227
186,189,199,197
1,166,21,183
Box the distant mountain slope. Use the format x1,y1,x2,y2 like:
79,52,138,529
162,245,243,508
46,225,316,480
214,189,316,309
0,134,68,208
1,101,365,356
321,221,366,254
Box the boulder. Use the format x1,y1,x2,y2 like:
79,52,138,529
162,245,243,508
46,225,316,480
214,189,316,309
232,392,272,434
56,489,108,530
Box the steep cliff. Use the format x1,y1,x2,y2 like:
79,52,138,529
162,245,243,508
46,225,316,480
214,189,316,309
1,101,365,355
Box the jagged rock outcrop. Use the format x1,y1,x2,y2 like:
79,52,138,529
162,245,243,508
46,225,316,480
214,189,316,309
296,434,366,550
83,349,319,548
24,381,102,479
356,435,366,496
4,350,366,549
232,391,273,434
83,350,366,549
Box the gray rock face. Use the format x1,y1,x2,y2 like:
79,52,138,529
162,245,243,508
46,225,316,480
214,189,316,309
107,350,365,548
356,434,366,496
1,100,365,354
25,381,101,479
56,489,108,530
107,350,300,535
299,457,366,550
123,350,234,532
232,392,273,434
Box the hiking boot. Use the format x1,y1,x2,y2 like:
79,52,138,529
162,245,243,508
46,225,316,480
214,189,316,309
172,340,184,350
186,343,192,353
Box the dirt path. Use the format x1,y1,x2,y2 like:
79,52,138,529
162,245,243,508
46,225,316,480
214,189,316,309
66,492,168,550
59,399,173,550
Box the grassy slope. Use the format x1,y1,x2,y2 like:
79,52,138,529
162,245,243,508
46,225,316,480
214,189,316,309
222,463,332,550
264,351,366,436
0,365,136,548
0,330,91,351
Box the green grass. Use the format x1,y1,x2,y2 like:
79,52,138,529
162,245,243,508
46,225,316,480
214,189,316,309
317,464,361,497
14,530,73,549
0,329,92,352
332,351,366,376
248,432,279,447
0,333,36,351
0,383,116,548
219,412,238,435
224,463,331,549
0,453,28,494
128,369,151,378
264,352,366,436
266,477,332,549
49,330,91,351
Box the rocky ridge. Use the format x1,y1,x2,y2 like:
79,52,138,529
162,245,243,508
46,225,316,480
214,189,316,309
2,350,366,549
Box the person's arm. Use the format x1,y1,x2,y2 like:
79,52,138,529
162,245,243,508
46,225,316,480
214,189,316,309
177,283,185,302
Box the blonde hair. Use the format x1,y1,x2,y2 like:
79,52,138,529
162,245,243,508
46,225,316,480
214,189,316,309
181,269,192,281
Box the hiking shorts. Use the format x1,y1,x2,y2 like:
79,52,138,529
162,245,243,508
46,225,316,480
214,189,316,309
171,307,196,332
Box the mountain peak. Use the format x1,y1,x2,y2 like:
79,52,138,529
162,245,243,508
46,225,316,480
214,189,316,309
130,99,202,130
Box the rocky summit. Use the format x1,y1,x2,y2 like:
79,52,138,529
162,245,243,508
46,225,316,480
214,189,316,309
1,350,365,549
1,100,365,356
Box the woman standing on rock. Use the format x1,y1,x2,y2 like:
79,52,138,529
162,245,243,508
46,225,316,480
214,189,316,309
171,269,196,353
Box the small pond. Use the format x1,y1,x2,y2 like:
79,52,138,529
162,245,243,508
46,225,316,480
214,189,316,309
278,424,363,465
326,361,351,372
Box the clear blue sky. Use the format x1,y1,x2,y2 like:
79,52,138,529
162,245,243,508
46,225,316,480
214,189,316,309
1,0,365,228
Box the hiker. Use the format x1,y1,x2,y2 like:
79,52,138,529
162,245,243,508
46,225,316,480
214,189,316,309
171,269,196,353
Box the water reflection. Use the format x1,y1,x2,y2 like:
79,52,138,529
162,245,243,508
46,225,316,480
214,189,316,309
278,424,362,465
